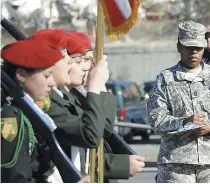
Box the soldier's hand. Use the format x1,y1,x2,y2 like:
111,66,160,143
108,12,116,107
87,55,109,94
77,175,90,183
196,123,210,136
129,155,145,177
184,114,206,126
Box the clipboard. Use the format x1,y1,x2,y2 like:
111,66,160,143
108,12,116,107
167,123,205,135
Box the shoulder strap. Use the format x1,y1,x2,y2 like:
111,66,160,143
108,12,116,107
1,109,35,168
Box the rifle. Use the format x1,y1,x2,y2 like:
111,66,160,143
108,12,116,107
1,14,136,156
1,15,27,40
1,15,83,183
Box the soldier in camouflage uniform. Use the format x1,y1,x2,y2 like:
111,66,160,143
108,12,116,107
147,21,210,183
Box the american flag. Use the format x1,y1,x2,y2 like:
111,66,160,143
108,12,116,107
101,0,141,40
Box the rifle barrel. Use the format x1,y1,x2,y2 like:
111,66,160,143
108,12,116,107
1,14,27,40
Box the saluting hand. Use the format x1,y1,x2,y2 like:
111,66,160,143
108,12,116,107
129,155,145,177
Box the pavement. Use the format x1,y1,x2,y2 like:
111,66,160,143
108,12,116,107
119,135,161,183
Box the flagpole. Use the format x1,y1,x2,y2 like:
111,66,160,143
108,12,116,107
89,0,104,183
94,0,104,61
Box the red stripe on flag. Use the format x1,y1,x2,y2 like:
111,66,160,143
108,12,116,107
101,0,141,40
103,0,127,27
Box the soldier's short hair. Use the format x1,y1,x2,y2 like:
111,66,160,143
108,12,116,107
2,60,36,80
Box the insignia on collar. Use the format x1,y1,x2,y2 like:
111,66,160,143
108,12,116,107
1,117,18,142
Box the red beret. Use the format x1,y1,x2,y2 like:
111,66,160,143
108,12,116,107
28,29,67,50
66,32,92,56
1,40,63,69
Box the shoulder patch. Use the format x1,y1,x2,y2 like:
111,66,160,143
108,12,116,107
1,117,18,142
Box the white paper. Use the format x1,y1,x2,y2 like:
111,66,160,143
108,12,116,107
167,123,205,135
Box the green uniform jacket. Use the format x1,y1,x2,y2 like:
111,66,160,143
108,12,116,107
1,104,38,183
47,88,130,180
68,89,130,180
104,153,129,180
48,89,115,148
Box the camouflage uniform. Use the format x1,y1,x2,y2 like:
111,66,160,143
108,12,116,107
157,164,210,183
147,21,210,183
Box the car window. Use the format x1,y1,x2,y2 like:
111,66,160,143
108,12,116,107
121,82,141,103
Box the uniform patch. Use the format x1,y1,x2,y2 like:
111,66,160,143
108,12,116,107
1,117,18,142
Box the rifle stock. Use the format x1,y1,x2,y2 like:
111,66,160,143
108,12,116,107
105,131,136,155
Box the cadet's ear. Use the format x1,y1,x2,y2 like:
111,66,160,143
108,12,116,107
16,68,28,83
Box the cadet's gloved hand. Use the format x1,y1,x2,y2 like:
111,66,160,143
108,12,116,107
77,175,90,183
129,155,145,177
87,55,109,94
184,114,207,126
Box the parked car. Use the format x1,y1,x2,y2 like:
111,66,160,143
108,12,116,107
106,80,152,142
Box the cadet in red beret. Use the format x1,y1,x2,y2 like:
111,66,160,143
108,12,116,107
65,32,94,87
65,32,145,182
0,39,67,183
66,32,92,56
45,31,113,173
28,29,67,50
28,29,72,87
1,39,64,101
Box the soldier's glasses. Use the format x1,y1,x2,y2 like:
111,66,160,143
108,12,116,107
71,55,94,63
